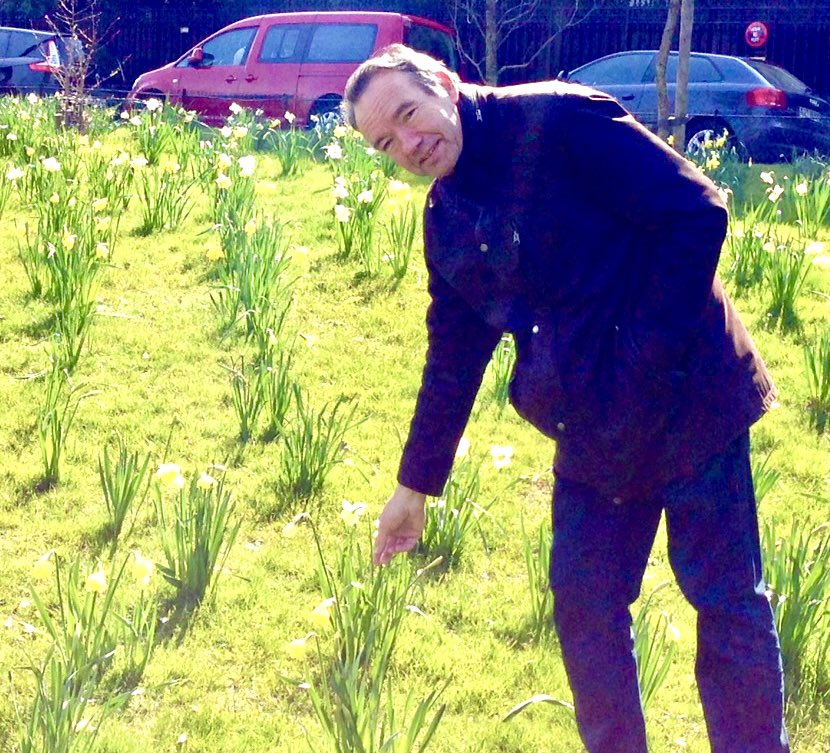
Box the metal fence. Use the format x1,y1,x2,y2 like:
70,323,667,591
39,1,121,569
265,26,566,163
2,2,830,96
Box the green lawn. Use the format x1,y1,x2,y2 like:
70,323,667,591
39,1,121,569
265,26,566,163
0,107,829,753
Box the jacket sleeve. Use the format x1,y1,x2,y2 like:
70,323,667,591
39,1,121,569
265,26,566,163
555,91,729,369
397,261,502,496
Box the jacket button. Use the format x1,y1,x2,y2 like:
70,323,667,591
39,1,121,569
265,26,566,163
612,496,623,505
557,422,565,431
479,243,489,252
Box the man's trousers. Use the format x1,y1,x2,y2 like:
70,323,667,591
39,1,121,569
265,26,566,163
550,432,789,753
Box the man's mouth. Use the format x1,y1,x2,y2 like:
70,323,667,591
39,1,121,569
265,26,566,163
419,139,439,167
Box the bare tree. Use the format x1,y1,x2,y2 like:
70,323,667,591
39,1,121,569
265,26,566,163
672,0,695,151
655,0,681,143
43,0,120,130
451,0,598,85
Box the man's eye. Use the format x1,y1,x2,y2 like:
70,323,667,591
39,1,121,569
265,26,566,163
404,107,416,121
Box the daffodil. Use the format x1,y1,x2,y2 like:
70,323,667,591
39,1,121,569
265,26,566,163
48,192,60,204
324,142,343,160
284,111,296,125
767,185,784,203
795,181,809,196
244,218,257,236
334,204,351,223
216,152,233,168
216,173,232,190
238,154,256,176
340,499,367,527
95,242,109,259
62,230,77,251
129,115,142,126
25,146,35,157
229,102,242,115
285,633,314,660
309,597,336,629
27,92,39,105
41,156,61,173
232,126,248,140
455,436,470,459
6,132,17,141
145,97,162,113
92,197,108,213
196,472,217,490
32,550,55,580
333,125,348,139
5,166,24,181
155,463,185,489
357,189,373,204
490,444,514,469
119,110,130,120
759,171,775,185
130,551,155,589
85,564,108,594
131,156,148,170
205,242,223,262
96,216,111,233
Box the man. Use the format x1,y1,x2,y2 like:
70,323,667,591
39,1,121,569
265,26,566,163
343,44,788,753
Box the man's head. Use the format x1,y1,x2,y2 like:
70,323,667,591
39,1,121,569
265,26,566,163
343,44,464,178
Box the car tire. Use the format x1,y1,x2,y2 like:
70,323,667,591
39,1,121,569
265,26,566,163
685,119,747,161
309,95,342,131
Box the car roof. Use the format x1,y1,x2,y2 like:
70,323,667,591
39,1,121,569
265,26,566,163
220,10,454,35
0,26,55,38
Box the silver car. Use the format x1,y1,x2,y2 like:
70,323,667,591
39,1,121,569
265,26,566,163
564,50,830,162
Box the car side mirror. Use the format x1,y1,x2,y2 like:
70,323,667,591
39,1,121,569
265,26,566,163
557,69,568,81
188,47,204,65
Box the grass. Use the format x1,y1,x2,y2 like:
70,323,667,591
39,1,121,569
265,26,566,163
1,114,830,752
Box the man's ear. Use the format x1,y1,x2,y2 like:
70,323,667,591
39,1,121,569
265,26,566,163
434,70,459,103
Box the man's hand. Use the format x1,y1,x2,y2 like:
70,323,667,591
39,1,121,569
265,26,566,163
374,484,427,565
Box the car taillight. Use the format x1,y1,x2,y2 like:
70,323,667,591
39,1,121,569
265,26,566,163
28,39,61,74
746,87,788,109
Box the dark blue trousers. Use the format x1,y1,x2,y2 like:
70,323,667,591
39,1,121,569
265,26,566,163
550,432,789,753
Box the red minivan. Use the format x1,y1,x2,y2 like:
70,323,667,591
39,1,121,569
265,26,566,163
127,11,458,126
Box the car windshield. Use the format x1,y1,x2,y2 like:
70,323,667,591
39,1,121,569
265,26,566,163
746,60,809,93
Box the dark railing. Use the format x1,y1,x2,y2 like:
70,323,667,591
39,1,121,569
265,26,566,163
2,2,830,97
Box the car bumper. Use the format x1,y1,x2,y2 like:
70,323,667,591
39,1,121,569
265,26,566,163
734,114,830,162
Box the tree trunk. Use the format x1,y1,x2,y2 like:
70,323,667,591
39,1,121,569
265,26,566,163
656,0,681,143
485,0,498,84
672,0,695,152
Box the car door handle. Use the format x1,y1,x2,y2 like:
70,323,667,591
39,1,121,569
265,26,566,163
620,94,635,101
225,75,237,83
245,74,257,82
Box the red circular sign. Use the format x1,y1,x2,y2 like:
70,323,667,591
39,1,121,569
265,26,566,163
745,21,769,49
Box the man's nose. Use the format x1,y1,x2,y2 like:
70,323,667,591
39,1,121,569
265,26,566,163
398,127,421,156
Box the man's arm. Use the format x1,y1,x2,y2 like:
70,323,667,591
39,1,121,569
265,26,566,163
374,261,500,564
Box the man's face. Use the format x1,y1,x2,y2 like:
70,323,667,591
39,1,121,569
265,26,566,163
353,69,463,178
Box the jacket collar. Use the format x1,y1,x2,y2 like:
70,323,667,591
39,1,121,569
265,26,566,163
442,84,498,201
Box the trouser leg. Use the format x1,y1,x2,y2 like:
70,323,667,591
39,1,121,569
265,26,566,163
550,476,662,753
663,432,789,753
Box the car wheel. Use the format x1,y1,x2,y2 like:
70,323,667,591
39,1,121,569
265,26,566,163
309,95,342,132
685,120,746,160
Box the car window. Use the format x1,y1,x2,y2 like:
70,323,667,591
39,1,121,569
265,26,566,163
571,54,652,86
305,23,377,63
184,27,257,68
0,30,10,56
406,24,458,71
259,24,303,63
746,60,809,93
644,55,722,83
7,29,47,57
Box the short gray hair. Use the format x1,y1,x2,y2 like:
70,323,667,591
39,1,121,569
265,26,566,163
342,44,460,129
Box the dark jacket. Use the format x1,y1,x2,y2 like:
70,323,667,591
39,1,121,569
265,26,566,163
398,80,777,502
